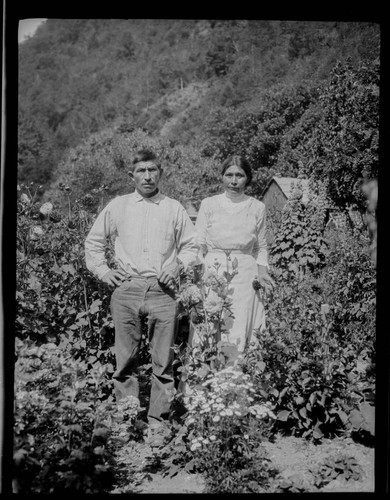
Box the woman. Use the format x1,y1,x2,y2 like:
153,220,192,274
195,155,274,352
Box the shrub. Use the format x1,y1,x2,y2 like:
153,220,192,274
13,339,116,493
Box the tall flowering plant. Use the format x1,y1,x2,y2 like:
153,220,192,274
185,366,276,452
175,251,238,383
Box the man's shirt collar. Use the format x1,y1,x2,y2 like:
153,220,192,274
133,190,163,204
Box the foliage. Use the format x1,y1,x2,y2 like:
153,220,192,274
242,200,375,441
308,58,379,210
269,194,329,281
310,453,363,488
16,183,116,367
181,367,278,493
348,402,375,445
321,223,376,351
18,19,379,190
13,339,116,493
44,127,222,213
199,83,319,192
244,322,361,440
362,178,377,267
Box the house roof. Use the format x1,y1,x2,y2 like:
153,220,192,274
261,176,310,204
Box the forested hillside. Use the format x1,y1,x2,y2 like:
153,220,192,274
18,19,379,211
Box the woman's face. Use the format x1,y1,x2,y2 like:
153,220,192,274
222,165,248,195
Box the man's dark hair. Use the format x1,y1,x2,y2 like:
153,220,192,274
132,149,160,168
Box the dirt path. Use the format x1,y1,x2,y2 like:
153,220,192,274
109,431,374,494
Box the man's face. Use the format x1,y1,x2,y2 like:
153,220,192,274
129,161,162,198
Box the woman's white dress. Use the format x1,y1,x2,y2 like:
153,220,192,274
195,192,269,352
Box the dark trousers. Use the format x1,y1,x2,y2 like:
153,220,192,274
110,277,178,423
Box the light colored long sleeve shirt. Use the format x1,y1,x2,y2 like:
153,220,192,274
85,190,198,279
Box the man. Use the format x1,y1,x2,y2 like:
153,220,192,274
85,149,198,445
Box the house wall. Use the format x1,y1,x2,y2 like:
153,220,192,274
261,181,288,212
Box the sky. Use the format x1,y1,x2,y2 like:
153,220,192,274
18,18,47,43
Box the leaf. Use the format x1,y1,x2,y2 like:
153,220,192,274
61,263,76,276
89,299,102,314
321,303,330,315
337,409,349,424
279,386,289,399
354,403,375,435
47,380,59,388
298,407,307,419
256,361,266,373
93,427,109,439
13,448,28,465
348,409,364,429
277,410,291,421
313,427,324,439
27,274,41,293
66,424,83,434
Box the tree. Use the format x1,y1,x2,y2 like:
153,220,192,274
309,58,379,211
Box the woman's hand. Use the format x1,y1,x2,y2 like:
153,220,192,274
254,265,275,294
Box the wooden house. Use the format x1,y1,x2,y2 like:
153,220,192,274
260,176,310,212
260,176,363,232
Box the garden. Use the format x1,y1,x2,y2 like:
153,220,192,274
13,20,380,493
12,176,376,494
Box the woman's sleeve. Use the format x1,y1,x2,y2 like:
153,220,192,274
252,202,269,268
194,199,208,260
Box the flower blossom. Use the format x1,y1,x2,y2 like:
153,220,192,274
39,202,53,217
20,193,30,204
29,226,44,240
203,294,224,316
179,284,202,306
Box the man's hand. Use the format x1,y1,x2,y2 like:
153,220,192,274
157,262,181,287
101,269,128,288
255,265,276,294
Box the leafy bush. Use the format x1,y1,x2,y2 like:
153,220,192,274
244,320,361,440
16,183,115,362
242,201,375,441
309,58,379,211
269,194,328,281
322,225,376,352
13,339,116,493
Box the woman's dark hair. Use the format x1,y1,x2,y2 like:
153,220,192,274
221,155,252,186
132,149,161,169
